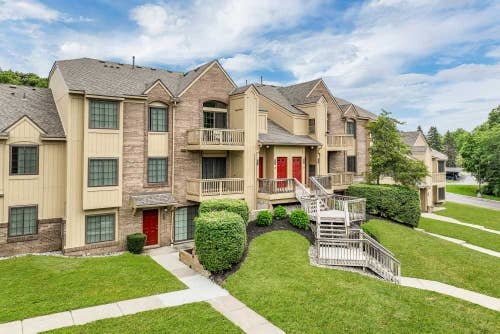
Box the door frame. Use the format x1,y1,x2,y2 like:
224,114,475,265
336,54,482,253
143,209,159,247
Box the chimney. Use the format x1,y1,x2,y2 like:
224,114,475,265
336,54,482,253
245,79,248,85
260,76,263,85
132,56,135,69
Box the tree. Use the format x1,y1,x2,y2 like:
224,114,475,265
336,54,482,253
426,126,442,151
417,125,423,132
442,131,458,167
366,110,428,187
0,69,48,87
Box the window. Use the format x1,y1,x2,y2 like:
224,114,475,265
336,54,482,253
9,206,37,236
438,187,446,201
308,119,315,134
326,114,330,133
203,111,227,128
202,157,226,179
89,100,118,129
438,161,445,173
174,206,198,241
10,146,38,175
308,164,316,178
86,214,115,244
88,159,118,187
203,100,227,109
148,158,167,183
346,121,356,137
149,107,168,132
347,156,357,172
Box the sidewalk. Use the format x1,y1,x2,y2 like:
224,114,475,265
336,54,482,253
422,212,500,235
0,247,284,334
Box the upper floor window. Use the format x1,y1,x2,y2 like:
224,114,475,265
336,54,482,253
308,119,316,134
148,158,167,183
346,121,356,137
347,156,357,173
9,206,37,237
10,145,38,175
88,158,118,187
203,100,227,128
90,100,118,129
438,160,445,173
149,106,168,132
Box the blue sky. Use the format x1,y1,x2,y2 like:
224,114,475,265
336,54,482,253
1,0,500,131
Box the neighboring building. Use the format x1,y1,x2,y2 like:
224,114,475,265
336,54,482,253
381,130,447,212
0,58,376,256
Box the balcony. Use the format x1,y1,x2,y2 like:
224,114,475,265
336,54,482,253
186,178,245,202
432,172,446,184
313,172,354,191
326,134,355,151
186,128,244,150
257,178,297,203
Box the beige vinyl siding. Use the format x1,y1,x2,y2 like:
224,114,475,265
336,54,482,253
273,146,306,181
258,112,268,133
0,118,65,223
148,133,169,157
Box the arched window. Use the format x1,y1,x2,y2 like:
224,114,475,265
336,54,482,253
203,100,227,128
346,119,356,138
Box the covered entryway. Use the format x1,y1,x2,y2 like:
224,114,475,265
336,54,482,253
143,209,159,246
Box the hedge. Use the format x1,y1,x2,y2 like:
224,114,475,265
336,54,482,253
199,199,249,224
194,211,246,272
256,210,273,226
290,209,309,229
347,183,421,227
127,233,147,254
273,205,288,220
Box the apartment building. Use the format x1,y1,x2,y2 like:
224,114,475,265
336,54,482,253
0,58,375,256
380,130,447,212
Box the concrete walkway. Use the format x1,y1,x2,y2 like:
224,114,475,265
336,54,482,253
422,212,500,235
400,277,500,311
0,247,284,334
446,192,500,211
414,228,500,258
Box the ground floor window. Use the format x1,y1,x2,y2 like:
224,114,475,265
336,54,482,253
438,187,446,201
347,156,357,173
308,164,316,178
9,206,37,236
86,214,115,244
174,206,198,242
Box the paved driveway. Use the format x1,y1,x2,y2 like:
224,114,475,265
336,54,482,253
446,192,500,211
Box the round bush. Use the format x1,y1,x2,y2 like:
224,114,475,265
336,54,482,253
194,211,246,272
199,199,249,224
273,205,288,220
256,210,273,226
290,209,310,229
127,233,147,254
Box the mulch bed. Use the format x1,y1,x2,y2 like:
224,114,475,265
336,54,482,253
212,218,314,284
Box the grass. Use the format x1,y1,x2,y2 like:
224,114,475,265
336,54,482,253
43,302,243,334
446,184,500,201
363,220,500,297
0,253,186,323
419,217,500,252
435,202,500,231
224,231,500,333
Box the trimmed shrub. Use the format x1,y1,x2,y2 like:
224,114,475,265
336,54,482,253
199,199,249,224
194,211,246,272
347,183,421,227
127,233,147,254
290,209,309,229
256,210,273,226
273,205,288,220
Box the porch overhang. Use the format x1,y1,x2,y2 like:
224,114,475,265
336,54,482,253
130,192,177,214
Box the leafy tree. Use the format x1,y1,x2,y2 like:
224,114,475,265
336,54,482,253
0,69,48,88
442,131,458,167
366,110,428,186
426,126,442,151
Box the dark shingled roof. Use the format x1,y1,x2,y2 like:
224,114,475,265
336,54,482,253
54,58,216,98
0,84,65,138
431,148,448,160
278,79,321,106
259,120,321,146
401,131,420,146
255,85,306,115
130,192,177,208
334,96,377,120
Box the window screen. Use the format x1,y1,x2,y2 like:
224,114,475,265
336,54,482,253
10,146,38,175
149,107,167,132
89,159,118,187
347,156,357,172
90,100,118,129
148,158,167,183
9,206,37,236
86,214,115,243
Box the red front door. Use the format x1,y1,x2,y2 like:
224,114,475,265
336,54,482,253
292,157,302,183
258,157,264,178
143,210,158,246
276,157,287,188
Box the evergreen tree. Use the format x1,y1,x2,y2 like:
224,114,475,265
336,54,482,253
417,125,423,132
426,126,442,151
442,131,458,167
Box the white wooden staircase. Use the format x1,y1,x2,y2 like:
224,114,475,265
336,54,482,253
293,177,401,283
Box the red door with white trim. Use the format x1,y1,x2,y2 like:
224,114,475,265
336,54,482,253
292,157,302,183
259,157,264,178
143,210,158,246
276,157,287,188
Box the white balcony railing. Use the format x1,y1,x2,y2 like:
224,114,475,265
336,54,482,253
432,172,446,183
186,178,244,198
312,173,354,190
187,128,244,147
257,178,296,194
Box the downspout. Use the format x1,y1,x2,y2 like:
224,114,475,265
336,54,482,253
170,97,179,244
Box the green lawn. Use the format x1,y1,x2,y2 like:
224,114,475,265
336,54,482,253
419,217,500,252
436,202,500,231
0,253,186,323
446,184,500,201
224,231,500,334
43,302,242,334
363,220,500,297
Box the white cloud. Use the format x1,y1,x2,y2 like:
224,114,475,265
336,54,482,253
0,0,59,22
486,45,500,58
